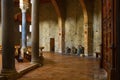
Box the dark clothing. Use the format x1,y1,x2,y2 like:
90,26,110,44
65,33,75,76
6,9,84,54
81,47,84,54
65,47,71,54
77,47,82,56
71,47,77,54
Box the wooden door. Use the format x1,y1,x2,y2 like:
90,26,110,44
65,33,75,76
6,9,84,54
50,38,55,52
102,0,116,80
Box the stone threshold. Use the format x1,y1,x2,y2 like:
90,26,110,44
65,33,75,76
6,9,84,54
0,63,41,80
17,63,40,78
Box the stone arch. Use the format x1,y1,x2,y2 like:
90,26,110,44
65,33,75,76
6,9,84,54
79,0,89,55
79,0,88,24
50,0,62,18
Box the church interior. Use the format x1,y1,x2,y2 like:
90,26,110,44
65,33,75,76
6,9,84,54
0,0,120,80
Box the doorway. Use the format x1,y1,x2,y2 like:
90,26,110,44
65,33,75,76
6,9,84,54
50,38,55,52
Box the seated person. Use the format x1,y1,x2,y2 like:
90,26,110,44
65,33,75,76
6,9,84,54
71,46,77,54
65,47,71,55
76,45,83,56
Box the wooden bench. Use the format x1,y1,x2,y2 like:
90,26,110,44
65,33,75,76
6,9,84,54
24,52,31,61
14,46,44,61
24,47,44,61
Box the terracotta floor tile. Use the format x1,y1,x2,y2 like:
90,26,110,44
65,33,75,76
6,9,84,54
17,52,107,80
0,53,107,80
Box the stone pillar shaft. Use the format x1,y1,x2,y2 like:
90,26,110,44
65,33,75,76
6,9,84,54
58,18,65,53
58,19,62,53
1,0,16,73
84,24,88,56
31,0,40,63
21,11,27,48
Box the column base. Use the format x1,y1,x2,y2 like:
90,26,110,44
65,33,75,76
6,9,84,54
0,69,18,80
58,50,62,54
31,56,44,66
84,53,88,56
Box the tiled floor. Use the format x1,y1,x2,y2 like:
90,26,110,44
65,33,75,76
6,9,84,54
17,52,107,80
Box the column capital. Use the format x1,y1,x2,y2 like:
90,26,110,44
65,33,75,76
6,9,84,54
21,9,27,13
19,0,29,12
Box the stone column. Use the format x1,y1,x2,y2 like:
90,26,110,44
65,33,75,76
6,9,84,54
58,18,65,53
88,24,93,56
31,0,41,64
21,10,27,58
1,0,17,77
84,24,88,56
19,0,29,58
58,18,62,53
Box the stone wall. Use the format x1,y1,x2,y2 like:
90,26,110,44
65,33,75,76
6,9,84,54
65,0,84,49
39,0,84,52
0,0,88,53
93,0,102,53
39,3,58,52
